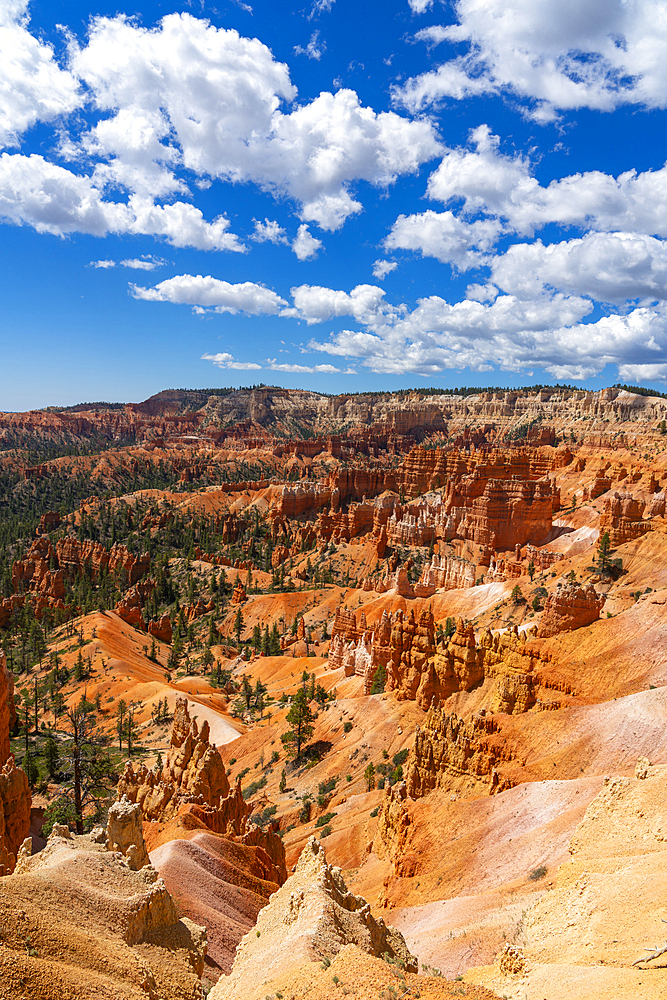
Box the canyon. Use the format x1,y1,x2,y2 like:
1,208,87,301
1,383,667,999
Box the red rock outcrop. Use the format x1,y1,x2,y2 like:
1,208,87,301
11,536,65,601
397,444,570,500
55,536,150,585
114,586,146,630
231,581,247,604
598,492,653,547
441,475,555,550
36,510,61,534
182,598,215,623
118,697,231,822
585,470,612,500
405,706,515,798
525,542,564,572
386,608,437,701
536,582,605,638
386,613,550,713
414,553,476,596
0,651,31,875
148,612,173,644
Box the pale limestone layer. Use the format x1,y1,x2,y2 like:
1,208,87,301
465,763,667,1000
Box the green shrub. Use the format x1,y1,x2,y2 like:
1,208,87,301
315,811,337,827
242,774,267,800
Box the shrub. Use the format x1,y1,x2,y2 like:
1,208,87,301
529,865,547,881
316,812,337,827
319,824,332,839
343,721,353,733
242,774,267,800
299,797,312,823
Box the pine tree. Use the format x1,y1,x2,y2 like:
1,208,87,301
270,623,281,656
116,699,127,751
234,607,244,644
281,689,315,760
44,734,59,778
61,701,114,834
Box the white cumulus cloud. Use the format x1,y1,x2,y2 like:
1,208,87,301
395,0,667,119
131,274,288,314
385,208,502,269
427,125,667,240
287,282,395,325
292,224,322,260
490,232,667,304
65,14,441,232
252,218,287,243
0,153,245,250
0,0,80,149
372,259,398,280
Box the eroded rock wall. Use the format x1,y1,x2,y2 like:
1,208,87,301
537,583,605,638
0,651,31,875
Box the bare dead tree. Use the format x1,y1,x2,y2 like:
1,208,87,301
632,919,667,967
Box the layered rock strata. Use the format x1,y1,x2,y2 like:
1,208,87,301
404,706,517,798
118,697,286,882
4,824,208,997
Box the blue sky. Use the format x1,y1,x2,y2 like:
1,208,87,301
4,0,667,409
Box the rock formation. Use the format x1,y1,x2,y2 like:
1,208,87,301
0,651,31,875
118,697,287,881
4,823,208,997
414,552,476,596
209,836,417,1000
405,706,515,798
536,582,605,638
118,697,232,823
107,795,151,870
148,610,173,643
599,491,653,546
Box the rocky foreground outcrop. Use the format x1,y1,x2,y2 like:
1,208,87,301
1,824,207,999
209,837,417,1000
466,764,667,1000
0,651,30,876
